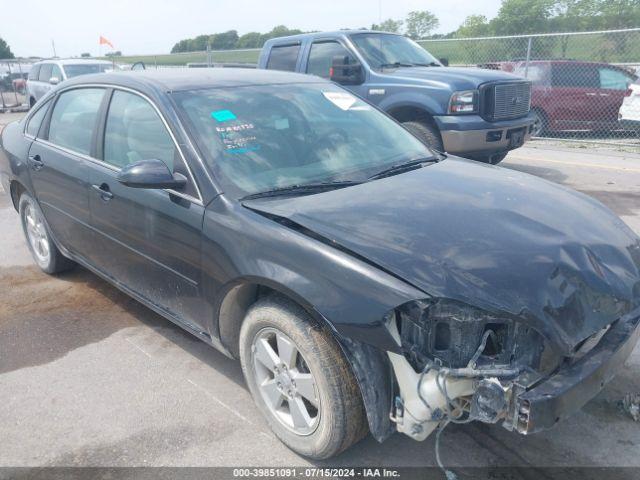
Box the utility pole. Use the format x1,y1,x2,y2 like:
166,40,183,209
51,39,57,58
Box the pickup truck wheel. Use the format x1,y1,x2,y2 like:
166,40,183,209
402,120,444,152
19,192,75,274
476,152,508,165
239,296,368,459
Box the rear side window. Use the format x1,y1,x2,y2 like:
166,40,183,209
103,90,175,169
25,99,51,137
266,44,300,71
307,41,354,78
28,65,40,81
47,88,105,155
38,64,53,82
51,64,63,82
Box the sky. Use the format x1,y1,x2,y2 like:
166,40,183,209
5,0,503,57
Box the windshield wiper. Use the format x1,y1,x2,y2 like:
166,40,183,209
379,62,414,68
367,157,439,181
411,62,441,67
241,180,361,200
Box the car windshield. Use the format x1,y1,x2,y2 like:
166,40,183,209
172,83,435,198
350,33,440,69
63,64,118,78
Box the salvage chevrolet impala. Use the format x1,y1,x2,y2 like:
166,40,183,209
1,69,639,459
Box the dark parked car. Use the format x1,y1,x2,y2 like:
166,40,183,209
1,70,640,459
485,60,637,135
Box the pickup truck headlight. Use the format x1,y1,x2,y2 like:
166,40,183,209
448,90,478,114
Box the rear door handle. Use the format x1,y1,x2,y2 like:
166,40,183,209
91,183,114,201
28,154,44,171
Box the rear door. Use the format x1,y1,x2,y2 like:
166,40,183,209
27,87,105,257
33,63,53,101
85,88,207,331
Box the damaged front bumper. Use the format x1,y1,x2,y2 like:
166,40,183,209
510,306,640,434
387,304,640,442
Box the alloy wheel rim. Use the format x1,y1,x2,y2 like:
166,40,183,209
251,327,320,436
24,202,50,265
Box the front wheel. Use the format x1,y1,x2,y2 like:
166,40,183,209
475,152,508,165
19,192,75,274
239,296,368,459
402,120,444,152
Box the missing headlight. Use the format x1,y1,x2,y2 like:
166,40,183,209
395,299,546,372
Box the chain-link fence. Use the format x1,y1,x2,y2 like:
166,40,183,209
5,28,640,146
419,28,640,145
0,59,37,112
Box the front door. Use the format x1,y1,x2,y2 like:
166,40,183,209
86,89,207,332
28,88,106,257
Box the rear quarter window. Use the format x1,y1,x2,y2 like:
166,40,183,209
266,44,301,72
26,99,51,137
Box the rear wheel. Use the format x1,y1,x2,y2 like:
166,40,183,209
19,192,75,274
402,120,444,152
239,296,368,459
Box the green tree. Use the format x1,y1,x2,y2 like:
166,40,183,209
209,30,239,50
237,32,262,48
0,38,14,59
371,18,404,33
490,0,557,34
405,10,439,39
455,14,492,37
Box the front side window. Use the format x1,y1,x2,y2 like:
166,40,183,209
307,41,355,78
350,33,439,69
51,65,63,82
26,99,51,137
64,63,117,78
599,68,634,90
38,64,53,82
103,90,175,169
266,44,300,71
173,83,434,197
47,88,105,155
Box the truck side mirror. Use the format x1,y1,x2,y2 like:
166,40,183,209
330,55,364,85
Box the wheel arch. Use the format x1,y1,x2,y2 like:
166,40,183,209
215,277,395,443
9,179,27,212
386,103,437,127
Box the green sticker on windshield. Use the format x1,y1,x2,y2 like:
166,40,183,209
211,109,237,122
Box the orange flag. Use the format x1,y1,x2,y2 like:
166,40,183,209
99,36,114,49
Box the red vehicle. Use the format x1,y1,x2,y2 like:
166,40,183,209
486,60,637,135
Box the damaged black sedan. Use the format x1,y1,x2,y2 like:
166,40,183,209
1,69,639,459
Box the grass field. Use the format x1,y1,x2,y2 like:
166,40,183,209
105,49,260,67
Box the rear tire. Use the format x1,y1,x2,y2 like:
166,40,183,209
402,120,444,152
239,295,368,459
19,192,75,274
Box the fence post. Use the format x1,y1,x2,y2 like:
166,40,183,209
207,44,212,67
524,37,532,78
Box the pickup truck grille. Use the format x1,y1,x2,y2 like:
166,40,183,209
482,82,531,121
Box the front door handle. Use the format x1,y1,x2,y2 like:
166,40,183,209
91,183,114,201
28,154,44,171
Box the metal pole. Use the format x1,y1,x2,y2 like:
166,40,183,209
524,37,532,78
207,44,212,67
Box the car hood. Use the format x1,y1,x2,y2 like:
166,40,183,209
381,66,525,90
244,157,640,354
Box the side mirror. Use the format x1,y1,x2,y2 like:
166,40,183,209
116,159,187,190
439,58,449,67
49,76,60,85
330,55,364,85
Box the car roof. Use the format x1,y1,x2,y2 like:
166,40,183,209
264,29,397,45
59,68,329,93
35,58,113,66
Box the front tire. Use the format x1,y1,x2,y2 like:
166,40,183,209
475,152,508,165
19,192,75,274
402,120,444,152
239,296,368,459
